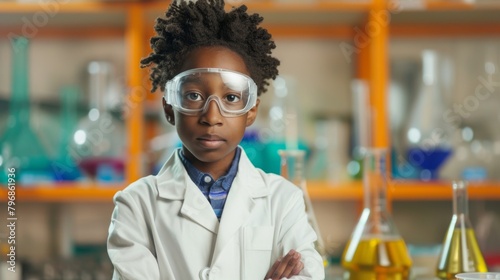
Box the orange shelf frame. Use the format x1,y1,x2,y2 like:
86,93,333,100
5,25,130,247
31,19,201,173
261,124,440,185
307,181,364,200
391,23,500,37
2,180,499,202
142,0,372,13
307,180,500,201
0,1,128,13
0,183,123,202
389,180,500,200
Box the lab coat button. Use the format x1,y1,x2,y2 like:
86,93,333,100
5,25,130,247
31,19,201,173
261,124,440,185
211,267,219,274
199,267,209,280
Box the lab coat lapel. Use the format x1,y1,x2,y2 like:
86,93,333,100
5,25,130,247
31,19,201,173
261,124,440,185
180,181,219,234
156,150,219,234
212,175,254,260
211,149,269,263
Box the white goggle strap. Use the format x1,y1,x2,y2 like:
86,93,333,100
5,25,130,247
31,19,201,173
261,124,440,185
165,80,174,105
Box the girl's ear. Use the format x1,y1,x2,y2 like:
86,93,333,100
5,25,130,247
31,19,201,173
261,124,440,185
162,97,175,125
246,98,260,127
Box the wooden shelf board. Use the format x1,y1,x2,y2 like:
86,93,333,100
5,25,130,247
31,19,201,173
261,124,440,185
0,183,123,202
391,23,500,37
143,1,372,13
391,8,500,25
0,27,124,38
307,181,363,200
0,2,127,30
0,2,128,13
242,1,372,12
145,1,371,29
306,180,500,201
1,180,499,202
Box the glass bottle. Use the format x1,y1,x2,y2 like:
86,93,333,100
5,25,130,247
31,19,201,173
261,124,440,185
436,180,487,279
341,148,412,280
0,36,53,185
278,149,328,267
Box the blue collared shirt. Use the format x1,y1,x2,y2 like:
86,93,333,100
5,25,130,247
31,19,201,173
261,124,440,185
178,147,241,220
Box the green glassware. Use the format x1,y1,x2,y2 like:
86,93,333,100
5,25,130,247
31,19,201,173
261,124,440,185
0,37,53,185
51,86,82,181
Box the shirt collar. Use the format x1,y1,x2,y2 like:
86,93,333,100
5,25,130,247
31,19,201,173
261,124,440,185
178,147,241,191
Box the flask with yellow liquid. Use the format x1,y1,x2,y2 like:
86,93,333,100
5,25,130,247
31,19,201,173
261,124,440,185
436,180,488,279
341,148,412,280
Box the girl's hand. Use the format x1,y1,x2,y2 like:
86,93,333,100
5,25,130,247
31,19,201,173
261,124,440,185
264,249,304,280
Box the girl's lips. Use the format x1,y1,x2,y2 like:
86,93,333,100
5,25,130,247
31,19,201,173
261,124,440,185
197,135,225,148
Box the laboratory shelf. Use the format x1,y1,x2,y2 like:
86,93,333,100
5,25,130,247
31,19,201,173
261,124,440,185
390,181,500,200
0,2,129,38
1,0,499,203
0,183,122,203
2,180,499,202
144,0,371,39
307,180,500,201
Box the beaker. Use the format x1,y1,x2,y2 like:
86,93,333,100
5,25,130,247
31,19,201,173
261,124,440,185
436,181,487,279
278,149,328,267
341,148,412,280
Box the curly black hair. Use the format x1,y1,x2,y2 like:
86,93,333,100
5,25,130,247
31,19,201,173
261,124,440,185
140,0,280,96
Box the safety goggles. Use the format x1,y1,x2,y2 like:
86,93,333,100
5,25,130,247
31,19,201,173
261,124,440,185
165,68,258,117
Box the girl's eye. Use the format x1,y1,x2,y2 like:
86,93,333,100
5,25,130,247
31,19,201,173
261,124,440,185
185,92,203,101
225,94,241,103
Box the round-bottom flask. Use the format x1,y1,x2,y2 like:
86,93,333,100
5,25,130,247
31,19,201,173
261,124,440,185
341,148,412,280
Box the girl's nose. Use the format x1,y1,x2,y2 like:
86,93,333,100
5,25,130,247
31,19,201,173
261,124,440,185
200,99,223,126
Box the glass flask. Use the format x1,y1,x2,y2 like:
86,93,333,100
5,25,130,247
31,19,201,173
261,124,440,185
0,36,53,185
71,61,125,183
278,149,328,267
436,180,487,279
341,148,412,280
405,50,453,180
261,76,308,175
348,79,370,180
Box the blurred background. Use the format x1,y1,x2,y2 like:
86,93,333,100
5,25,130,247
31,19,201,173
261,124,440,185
1,0,500,279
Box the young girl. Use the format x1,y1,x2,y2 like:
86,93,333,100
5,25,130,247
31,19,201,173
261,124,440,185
107,1,325,279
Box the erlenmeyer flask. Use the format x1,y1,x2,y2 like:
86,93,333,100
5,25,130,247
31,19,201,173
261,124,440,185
0,37,53,185
436,181,487,279
278,149,328,267
341,148,412,280
406,50,453,180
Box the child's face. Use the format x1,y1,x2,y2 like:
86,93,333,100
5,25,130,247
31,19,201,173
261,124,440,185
163,46,259,172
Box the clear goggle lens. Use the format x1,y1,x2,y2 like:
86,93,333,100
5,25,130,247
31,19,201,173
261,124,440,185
165,68,258,117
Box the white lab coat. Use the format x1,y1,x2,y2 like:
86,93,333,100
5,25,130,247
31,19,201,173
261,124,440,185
107,148,325,280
